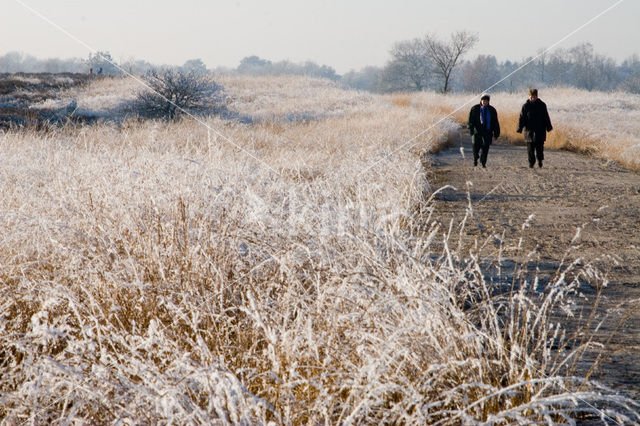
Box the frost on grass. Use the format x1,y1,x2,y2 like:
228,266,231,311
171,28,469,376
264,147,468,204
0,76,638,424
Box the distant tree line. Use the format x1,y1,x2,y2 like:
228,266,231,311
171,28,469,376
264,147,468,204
232,55,339,80
363,31,478,93
342,39,640,94
0,51,85,74
0,51,339,81
2,34,640,94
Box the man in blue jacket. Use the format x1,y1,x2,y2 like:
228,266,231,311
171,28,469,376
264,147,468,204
517,88,553,168
468,93,500,168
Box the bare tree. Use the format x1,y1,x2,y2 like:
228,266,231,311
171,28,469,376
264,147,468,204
461,55,501,93
236,55,272,75
424,31,478,93
569,43,598,90
134,69,226,120
86,51,120,75
181,58,208,75
568,43,619,91
0,51,25,73
381,38,433,91
120,57,154,75
620,55,640,93
536,48,548,83
341,66,384,92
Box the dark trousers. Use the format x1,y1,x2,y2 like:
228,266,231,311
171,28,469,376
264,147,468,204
527,141,544,166
472,133,492,166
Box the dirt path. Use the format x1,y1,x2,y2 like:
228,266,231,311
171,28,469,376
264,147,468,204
428,130,640,399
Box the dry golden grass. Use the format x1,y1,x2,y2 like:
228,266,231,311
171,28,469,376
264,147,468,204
1,76,638,424
391,94,412,108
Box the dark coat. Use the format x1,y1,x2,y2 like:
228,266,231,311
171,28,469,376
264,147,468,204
517,98,553,143
468,104,500,140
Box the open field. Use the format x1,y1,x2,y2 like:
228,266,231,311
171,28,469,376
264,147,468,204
1,75,639,424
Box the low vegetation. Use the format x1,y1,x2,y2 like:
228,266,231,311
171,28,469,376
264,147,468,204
132,69,228,120
0,75,638,423
0,73,91,129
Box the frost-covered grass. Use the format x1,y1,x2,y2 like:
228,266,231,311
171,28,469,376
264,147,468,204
1,76,638,424
430,88,640,171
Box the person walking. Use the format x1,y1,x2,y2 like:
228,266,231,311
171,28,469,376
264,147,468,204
468,93,500,168
517,88,553,168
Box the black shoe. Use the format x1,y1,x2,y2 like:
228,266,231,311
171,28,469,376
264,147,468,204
474,160,478,167
529,163,534,168
538,161,543,168
482,163,486,168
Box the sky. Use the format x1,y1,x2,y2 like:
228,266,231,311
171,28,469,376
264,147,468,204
2,0,638,74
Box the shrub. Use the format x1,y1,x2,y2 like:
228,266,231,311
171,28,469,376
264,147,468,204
133,69,226,120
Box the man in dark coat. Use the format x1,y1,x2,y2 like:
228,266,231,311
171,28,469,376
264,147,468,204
517,88,553,168
468,93,500,168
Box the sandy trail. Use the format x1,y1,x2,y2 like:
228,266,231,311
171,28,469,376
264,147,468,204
428,130,640,399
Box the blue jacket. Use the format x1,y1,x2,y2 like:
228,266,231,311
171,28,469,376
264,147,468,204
468,103,500,139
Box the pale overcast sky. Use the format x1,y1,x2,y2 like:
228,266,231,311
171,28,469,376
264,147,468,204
2,0,638,73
